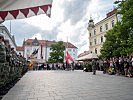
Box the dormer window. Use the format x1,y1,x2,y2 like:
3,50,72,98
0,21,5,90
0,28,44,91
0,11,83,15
27,42,30,46
32,38,39,46
33,43,38,46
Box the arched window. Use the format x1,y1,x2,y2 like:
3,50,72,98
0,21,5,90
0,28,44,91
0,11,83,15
101,36,103,43
95,48,97,54
105,23,108,30
94,29,96,35
90,33,91,37
112,20,115,27
94,39,97,45
100,26,102,32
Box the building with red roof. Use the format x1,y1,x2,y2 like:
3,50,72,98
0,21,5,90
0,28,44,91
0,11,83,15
16,38,78,63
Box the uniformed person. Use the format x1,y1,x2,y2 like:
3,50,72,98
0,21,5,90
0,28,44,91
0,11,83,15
92,59,96,75
0,33,7,87
4,39,11,84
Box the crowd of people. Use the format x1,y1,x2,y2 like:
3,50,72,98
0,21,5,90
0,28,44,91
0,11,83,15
0,33,28,89
83,55,133,77
29,61,86,71
101,56,133,77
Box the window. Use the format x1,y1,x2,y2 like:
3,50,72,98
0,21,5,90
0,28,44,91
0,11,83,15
73,49,75,52
95,48,97,54
27,54,29,59
94,39,97,45
68,49,71,52
33,43,38,46
94,29,96,35
27,49,30,52
100,26,102,32
90,42,92,46
27,42,30,45
101,36,103,43
112,20,115,27
90,33,91,37
105,23,108,30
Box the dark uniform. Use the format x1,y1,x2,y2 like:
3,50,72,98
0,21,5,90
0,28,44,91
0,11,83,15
0,35,28,89
92,59,96,75
4,39,11,84
0,34,7,87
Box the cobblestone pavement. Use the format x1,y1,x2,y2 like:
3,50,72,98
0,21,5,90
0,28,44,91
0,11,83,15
2,70,133,100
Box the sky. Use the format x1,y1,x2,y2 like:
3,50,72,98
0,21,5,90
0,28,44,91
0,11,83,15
3,0,116,55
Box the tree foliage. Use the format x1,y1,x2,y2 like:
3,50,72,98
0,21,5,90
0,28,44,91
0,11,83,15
47,41,65,63
100,0,133,58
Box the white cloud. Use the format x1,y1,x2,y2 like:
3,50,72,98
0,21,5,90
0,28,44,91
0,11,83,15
3,0,116,55
31,33,42,40
23,0,64,31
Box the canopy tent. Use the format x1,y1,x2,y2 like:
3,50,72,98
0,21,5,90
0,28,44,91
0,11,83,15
29,59,45,64
0,0,53,22
76,53,98,61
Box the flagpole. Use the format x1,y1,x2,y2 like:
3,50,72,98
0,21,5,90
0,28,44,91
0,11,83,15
66,36,68,69
10,20,11,33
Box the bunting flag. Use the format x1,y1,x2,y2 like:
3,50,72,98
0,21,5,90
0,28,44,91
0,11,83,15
0,0,53,22
65,56,70,64
66,51,73,62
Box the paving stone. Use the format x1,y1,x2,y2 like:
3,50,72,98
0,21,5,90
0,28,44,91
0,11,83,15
27,98,37,100
2,95,19,100
2,70,133,100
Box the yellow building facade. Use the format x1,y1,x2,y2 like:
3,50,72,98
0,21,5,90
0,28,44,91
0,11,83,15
88,10,117,55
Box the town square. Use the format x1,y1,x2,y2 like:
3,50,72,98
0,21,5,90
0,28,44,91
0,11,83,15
0,0,133,100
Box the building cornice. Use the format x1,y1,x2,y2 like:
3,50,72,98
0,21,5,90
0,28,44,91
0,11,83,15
94,14,116,27
0,25,17,47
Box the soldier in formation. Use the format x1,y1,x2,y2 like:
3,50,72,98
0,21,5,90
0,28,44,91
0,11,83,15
92,59,96,75
0,33,28,90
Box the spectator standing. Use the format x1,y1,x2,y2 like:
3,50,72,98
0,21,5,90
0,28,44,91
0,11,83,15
99,60,103,71
52,63,55,70
115,57,120,75
103,59,107,74
96,60,99,70
131,55,133,74
47,63,50,70
124,58,128,76
56,63,58,70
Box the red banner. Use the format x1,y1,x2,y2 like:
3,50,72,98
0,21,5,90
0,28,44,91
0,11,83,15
65,56,70,64
66,51,73,62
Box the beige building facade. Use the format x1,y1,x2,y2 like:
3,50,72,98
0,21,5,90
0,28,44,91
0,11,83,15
88,9,117,55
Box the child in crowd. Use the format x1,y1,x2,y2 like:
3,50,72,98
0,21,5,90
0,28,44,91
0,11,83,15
108,66,115,75
127,68,132,78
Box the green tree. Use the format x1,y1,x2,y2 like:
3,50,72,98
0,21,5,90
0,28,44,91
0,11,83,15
100,0,133,58
48,41,65,63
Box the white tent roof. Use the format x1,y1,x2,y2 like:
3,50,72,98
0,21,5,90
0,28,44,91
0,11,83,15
0,0,53,22
29,59,45,63
76,53,98,61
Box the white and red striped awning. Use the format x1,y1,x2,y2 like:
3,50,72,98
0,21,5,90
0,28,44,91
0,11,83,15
0,0,53,22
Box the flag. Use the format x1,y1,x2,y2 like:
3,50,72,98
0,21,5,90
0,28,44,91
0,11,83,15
66,51,73,62
0,0,53,22
65,56,70,64
29,49,38,59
